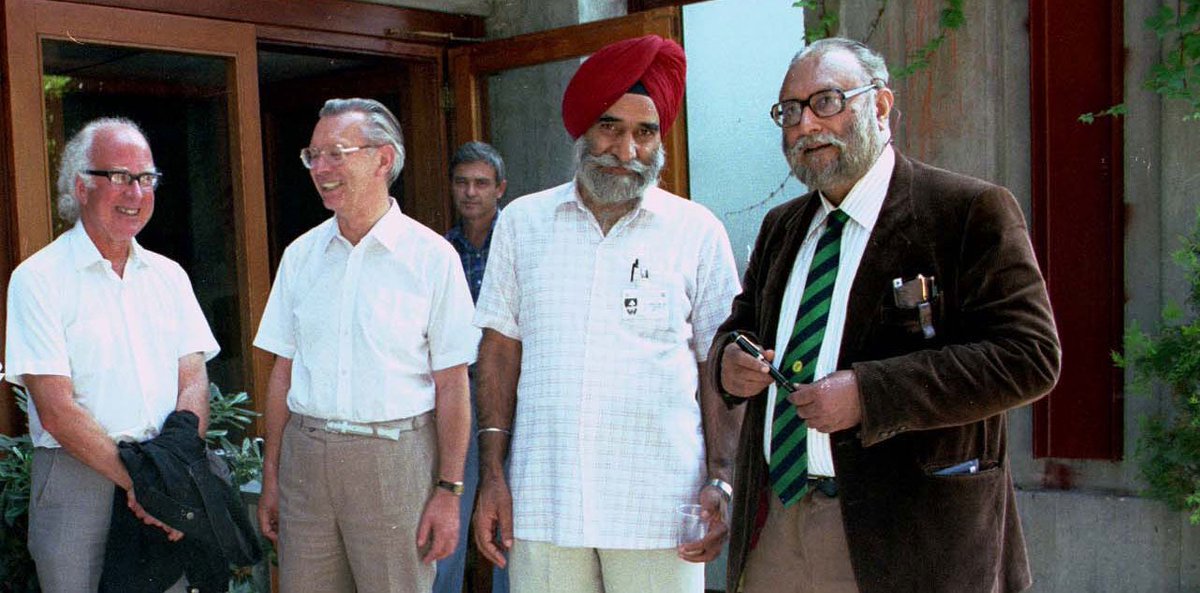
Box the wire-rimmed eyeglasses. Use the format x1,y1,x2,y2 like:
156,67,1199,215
299,144,382,169
770,82,882,128
83,169,162,190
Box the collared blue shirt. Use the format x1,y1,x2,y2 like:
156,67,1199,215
445,210,500,303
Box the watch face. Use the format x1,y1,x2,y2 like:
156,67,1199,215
438,480,464,495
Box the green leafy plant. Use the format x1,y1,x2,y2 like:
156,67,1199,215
794,0,964,80
1115,209,1200,524
795,0,840,45
889,0,965,81
1081,0,1200,123
1,389,37,593
0,384,264,591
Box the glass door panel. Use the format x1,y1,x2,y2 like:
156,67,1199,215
3,0,270,410
42,40,245,390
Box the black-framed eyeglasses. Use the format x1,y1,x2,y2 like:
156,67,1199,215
84,169,162,190
299,144,381,169
770,82,881,128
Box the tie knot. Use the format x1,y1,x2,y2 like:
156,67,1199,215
826,209,849,233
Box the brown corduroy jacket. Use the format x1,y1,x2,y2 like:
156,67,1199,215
709,152,1060,593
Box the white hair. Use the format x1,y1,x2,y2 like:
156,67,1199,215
55,117,147,223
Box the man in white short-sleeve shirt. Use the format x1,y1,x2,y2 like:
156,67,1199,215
471,36,743,593
5,118,219,593
254,98,476,593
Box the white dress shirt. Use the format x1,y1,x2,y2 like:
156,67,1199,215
764,145,896,476
254,200,478,422
474,181,741,549
5,222,220,448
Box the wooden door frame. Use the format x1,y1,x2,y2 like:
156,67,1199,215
448,6,691,197
1,0,272,431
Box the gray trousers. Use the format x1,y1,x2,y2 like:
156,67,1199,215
29,447,187,593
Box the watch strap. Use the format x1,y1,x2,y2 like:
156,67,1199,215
436,479,464,496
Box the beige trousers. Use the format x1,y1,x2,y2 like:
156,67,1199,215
277,413,436,593
741,490,860,593
509,539,704,593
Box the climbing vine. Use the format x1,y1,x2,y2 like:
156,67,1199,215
793,0,965,80
1080,0,1200,123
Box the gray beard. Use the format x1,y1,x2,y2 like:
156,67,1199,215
785,102,885,193
573,136,666,205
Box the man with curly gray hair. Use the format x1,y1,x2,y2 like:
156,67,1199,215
5,117,219,592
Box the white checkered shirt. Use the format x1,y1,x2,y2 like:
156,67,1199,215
474,181,741,549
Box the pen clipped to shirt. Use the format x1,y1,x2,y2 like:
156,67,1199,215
629,258,649,282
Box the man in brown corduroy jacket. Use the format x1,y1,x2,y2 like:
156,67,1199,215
711,38,1060,593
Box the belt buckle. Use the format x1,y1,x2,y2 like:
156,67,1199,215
809,476,838,498
324,420,372,436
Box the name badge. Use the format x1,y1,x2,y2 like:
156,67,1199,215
622,288,668,321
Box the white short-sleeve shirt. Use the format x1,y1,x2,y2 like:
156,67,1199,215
254,200,479,422
5,222,220,448
474,181,741,549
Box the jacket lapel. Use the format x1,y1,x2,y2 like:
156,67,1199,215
841,152,920,358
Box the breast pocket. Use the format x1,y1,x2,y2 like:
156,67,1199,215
623,272,688,339
359,287,429,364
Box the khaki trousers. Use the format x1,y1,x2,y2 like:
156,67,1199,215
28,447,188,593
509,539,704,593
741,489,860,593
277,413,436,593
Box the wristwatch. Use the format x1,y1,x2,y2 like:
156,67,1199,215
436,479,464,496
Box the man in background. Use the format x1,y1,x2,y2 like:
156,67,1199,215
437,140,510,593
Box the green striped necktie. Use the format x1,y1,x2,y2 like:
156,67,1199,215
769,208,850,507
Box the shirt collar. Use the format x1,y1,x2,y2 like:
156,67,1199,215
816,143,895,233
321,198,403,253
447,208,501,246
68,220,149,272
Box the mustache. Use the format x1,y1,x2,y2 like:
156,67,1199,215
786,133,846,157
581,151,653,177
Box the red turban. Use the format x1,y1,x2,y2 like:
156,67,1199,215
561,35,687,139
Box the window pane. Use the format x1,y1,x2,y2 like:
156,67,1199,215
43,39,246,392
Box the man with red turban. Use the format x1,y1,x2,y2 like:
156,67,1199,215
471,35,743,593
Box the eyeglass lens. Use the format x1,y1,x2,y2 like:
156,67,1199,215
774,90,845,127
89,170,160,189
300,146,354,169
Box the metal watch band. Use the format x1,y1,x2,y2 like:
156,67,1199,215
706,478,733,502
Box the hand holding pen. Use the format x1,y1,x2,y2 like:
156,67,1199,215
719,331,796,398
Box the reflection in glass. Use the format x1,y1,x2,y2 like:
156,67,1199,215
42,39,245,392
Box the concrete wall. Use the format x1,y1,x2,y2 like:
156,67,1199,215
483,0,625,202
